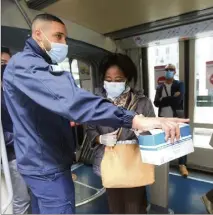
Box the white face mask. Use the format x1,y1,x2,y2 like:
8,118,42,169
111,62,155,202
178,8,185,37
47,43,68,63
41,31,68,63
104,81,126,100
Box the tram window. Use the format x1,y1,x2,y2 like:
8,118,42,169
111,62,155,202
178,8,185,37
194,37,213,124
71,59,93,92
58,58,93,92
57,57,81,87
58,57,71,72
148,42,179,115
71,59,81,88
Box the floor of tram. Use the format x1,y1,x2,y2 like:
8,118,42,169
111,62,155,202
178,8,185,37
72,164,213,214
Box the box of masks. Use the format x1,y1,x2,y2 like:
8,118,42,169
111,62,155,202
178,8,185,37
138,124,194,165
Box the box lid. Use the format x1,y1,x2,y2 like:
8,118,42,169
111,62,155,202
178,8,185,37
138,124,191,147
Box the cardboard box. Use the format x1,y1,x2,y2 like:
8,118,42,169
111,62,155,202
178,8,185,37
138,124,194,165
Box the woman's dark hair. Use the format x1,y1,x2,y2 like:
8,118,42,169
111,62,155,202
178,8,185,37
99,53,138,84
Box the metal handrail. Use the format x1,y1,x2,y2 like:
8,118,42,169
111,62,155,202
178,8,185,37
13,0,32,28
1,123,13,214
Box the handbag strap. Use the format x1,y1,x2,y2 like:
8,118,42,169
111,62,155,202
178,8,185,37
163,84,169,97
117,93,138,141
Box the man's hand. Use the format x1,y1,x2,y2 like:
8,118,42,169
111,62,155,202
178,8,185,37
132,115,189,142
174,92,181,97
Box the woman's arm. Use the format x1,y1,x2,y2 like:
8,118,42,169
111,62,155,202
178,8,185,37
86,124,101,149
138,97,156,117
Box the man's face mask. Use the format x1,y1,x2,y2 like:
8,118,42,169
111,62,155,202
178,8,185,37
41,31,68,64
104,81,126,100
165,70,175,79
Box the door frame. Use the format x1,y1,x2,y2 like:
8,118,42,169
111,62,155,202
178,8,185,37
182,39,213,172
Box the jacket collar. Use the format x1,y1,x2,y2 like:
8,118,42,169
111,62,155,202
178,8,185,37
24,37,53,64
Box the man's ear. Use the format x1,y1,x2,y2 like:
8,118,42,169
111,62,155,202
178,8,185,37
34,29,43,42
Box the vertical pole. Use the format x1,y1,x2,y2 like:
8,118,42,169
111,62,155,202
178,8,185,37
149,164,169,208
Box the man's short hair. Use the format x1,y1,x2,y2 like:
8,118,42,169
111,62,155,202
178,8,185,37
1,46,11,57
165,63,176,71
32,13,65,30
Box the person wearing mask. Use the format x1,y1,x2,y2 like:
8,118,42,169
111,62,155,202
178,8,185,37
1,47,11,65
1,47,30,214
3,14,189,214
154,64,189,177
202,134,213,214
86,54,155,214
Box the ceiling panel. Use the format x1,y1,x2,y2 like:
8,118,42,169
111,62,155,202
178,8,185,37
132,19,213,47
43,0,213,34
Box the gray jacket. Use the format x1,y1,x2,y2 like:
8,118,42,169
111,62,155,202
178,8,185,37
86,88,155,176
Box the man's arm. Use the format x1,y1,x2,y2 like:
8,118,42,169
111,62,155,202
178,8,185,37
4,60,190,142
4,62,135,129
154,85,170,108
86,124,101,149
160,82,184,108
154,86,162,108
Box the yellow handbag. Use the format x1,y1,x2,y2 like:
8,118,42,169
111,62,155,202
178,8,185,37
100,95,155,188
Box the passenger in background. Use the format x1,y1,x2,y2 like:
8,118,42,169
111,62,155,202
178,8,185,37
87,54,155,214
154,64,189,177
1,47,31,214
1,47,11,65
202,189,213,214
202,135,213,214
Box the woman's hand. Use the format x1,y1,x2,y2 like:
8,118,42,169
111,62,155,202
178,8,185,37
99,130,119,147
132,115,189,142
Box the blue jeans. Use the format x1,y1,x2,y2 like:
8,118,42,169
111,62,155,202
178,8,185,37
178,155,187,165
22,170,75,214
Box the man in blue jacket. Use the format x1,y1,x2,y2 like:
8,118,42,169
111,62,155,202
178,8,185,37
1,47,30,214
3,14,189,214
154,64,189,177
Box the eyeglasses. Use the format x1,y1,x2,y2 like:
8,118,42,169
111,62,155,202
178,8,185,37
165,69,175,72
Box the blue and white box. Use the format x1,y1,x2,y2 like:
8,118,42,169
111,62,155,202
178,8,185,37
138,124,194,165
